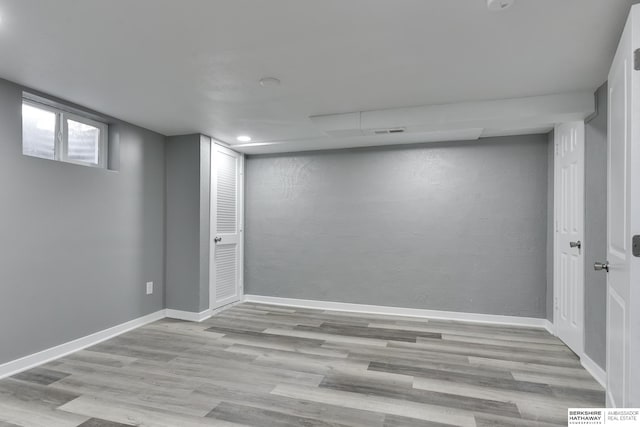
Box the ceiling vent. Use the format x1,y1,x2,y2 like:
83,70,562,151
369,127,406,135
309,92,595,141
487,0,515,11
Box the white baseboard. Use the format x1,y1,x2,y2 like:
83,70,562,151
245,295,607,389
243,295,550,329
0,309,165,380
581,353,607,389
0,296,563,384
210,300,242,316
542,320,605,389
0,300,245,381
165,308,213,322
166,300,241,323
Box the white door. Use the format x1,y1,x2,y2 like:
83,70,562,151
210,143,244,310
554,121,585,356
604,4,640,407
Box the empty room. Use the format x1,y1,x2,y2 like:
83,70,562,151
1,0,639,426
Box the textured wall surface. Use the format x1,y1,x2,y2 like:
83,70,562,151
584,83,608,369
165,134,211,313
0,78,165,365
245,135,549,317
165,134,202,312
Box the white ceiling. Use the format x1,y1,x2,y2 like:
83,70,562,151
0,0,634,154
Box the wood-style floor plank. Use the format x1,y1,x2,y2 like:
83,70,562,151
0,394,90,427
76,419,133,427
207,401,353,427
319,371,522,418
57,395,243,427
0,302,603,426
11,368,70,386
196,383,386,427
271,383,478,427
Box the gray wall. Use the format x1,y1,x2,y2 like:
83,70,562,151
584,83,608,369
165,134,211,313
245,135,549,318
0,78,165,365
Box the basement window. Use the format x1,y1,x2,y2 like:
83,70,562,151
22,94,108,168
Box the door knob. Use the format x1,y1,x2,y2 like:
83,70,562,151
570,240,582,249
594,261,609,272
214,236,222,243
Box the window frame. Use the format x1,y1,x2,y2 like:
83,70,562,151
21,99,60,161
22,96,108,169
61,111,108,168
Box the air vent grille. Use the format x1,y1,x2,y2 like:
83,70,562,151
373,128,405,135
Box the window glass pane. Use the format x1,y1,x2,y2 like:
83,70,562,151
22,103,56,160
67,119,100,165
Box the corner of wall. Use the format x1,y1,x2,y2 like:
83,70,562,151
199,135,212,312
546,129,555,323
164,134,205,313
162,134,169,310
583,82,608,371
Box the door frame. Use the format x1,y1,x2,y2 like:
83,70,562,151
552,121,586,357
605,4,640,406
209,142,245,311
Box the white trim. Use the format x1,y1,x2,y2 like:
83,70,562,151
0,301,245,381
0,310,165,380
243,295,550,329
61,111,109,169
165,309,213,323
239,153,245,298
543,319,555,336
211,300,242,316
209,140,216,311
22,96,108,169
166,300,242,323
581,353,607,389
23,91,108,123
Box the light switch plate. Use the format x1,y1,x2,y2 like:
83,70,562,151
146,282,153,295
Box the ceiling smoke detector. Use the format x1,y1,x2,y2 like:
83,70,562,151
259,77,281,88
487,0,515,11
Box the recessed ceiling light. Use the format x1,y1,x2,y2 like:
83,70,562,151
487,0,515,11
237,135,252,142
259,77,281,88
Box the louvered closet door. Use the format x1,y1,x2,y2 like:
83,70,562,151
211,144,243,309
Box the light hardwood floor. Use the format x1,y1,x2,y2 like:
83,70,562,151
0,303,603,426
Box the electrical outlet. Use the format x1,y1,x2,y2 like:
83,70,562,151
146,281,153,295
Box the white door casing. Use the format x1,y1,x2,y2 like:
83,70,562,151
554,121,585,357
605,4,640,407
210,143,244,310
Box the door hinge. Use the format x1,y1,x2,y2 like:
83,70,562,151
635,49,640,71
